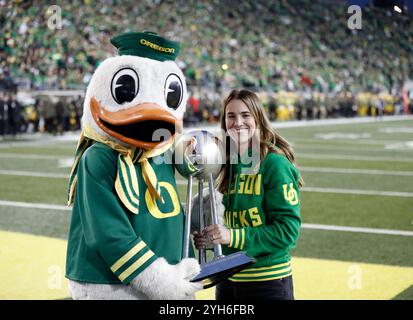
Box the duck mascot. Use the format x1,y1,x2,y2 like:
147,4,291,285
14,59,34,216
65,31,203,300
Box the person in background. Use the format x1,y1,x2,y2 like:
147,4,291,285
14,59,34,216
6,92,21,137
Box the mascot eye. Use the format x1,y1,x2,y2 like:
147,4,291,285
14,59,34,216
164,73,183,109
111,68,139,104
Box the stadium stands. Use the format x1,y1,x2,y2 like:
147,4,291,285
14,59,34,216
0,0,412,132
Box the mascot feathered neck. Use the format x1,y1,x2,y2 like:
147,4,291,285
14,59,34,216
68,31,187,210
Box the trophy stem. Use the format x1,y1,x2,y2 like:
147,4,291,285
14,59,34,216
176,130,256,288
182,175,193,258
198,178,206,264
208,173,223,258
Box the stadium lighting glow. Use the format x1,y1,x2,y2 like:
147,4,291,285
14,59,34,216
221,64,228,71
394,5,402,13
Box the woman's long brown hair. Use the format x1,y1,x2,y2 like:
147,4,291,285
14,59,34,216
216,89,304,194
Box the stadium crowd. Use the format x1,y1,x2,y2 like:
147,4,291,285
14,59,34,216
0,92,82,136
0,0,412,135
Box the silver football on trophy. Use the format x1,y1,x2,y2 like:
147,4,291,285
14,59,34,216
174,130,225,180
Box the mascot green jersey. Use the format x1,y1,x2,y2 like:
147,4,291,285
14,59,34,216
65,31,202,300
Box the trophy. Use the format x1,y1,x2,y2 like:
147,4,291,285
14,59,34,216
174,130,256,288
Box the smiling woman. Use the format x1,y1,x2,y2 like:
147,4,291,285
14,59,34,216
225,99,257,156
194,89,304,300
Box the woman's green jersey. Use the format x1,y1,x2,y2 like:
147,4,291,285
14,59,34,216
222,152,301,282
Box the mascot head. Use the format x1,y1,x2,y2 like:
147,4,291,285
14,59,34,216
82,31,187,150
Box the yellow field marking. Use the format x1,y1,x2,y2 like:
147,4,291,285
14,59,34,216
1,230,412,300
293,257,413,300
0,230,69,299
196,257,413,300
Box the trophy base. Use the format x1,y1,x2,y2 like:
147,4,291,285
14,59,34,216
190,251,256,289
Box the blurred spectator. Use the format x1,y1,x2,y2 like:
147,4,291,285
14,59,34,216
25,98,39,133
54,97,65,135
6,91,21,137
43,96,57,134
409,90,413,114
0,90,6,136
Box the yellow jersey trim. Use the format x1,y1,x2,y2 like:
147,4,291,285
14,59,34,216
119,156,139,205
242,261,291,272
232,266,292,278
228,261,292,281
118,250,155,282
229,271,292,282
115,173,139,214
111,241,146,273
240,229,245,249
123,155,140,198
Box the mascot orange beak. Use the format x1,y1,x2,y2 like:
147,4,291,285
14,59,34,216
90,97,182,150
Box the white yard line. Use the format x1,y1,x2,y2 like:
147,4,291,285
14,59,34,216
300,166,413,177
290,139,399,145
0,133,79,147
0,170,68,178
301,223,413,236
299,153,413,162
0,200,70,211
294,145,413,153
0,153,69,160
0,142,74,149
303,187,413,197
1,199,412,236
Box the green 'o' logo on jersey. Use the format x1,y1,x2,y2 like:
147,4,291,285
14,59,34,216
145,182,180,219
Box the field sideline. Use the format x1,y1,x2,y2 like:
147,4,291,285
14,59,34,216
0,115,412,300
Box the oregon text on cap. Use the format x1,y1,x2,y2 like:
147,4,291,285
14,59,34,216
140,39,175,54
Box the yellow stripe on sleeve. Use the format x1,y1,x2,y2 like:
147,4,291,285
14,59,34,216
111,241,146,273
118,250,155,282
240,229,245,249
234,229,240,248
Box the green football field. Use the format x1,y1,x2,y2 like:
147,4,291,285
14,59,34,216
1,116,412,300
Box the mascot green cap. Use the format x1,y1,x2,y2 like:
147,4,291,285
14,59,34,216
110,31,181,61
